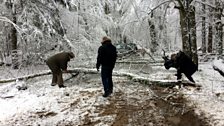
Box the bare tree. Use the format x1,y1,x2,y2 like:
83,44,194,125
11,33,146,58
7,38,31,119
4,0,19,69
207,0,214,53
148,12,158,53
5,0,17,51
214,0,223,55
201,0,206,53
175,0,198,66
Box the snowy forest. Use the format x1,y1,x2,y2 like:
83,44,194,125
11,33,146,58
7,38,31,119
1,0,224,125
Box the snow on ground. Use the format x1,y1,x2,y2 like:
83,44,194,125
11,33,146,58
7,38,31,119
0,73,113,126
183,61,224,126
0,59,224,125
1,73,171,126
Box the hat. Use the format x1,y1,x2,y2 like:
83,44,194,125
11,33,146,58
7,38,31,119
102,36,111,43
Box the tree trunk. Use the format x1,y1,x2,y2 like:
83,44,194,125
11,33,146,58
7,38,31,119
201,0,206,53
11,14,19,69
6,0,17,51
207,0,214,53
215,0,223,55
11,2,18,69
148,18,157,53
178,7,190,55
11,15,17,50
189,6,198,66
177,0,198,67
207,25,213,53
5,1,18,69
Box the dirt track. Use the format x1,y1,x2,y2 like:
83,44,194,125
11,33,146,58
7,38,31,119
96,79,209,126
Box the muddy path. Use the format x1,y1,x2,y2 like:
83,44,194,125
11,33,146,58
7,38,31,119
0,73,210,126
94,80,209,126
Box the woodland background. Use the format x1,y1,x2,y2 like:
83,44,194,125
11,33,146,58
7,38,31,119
0,0,223,68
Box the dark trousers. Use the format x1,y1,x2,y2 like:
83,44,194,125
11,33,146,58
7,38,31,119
52,71,63,86
101,66,113,93
46,63,63,87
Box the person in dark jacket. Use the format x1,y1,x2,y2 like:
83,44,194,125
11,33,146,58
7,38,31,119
96,36,117,97
46,51,75,88
163,51,197,83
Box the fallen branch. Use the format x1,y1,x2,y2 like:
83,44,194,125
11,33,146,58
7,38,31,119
142,48,156,62
213,65,224,77
116,60,158,64
0,68,201,88
64,72,80,82
0,71,51,83
35,111,57,118
0,68,99,83
213,58,224,77
0,95,14,99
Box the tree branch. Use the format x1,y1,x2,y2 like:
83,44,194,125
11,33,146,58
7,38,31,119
147,0,172,15
174,0,185,12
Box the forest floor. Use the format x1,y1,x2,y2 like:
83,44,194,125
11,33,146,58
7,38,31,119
0,57,224,126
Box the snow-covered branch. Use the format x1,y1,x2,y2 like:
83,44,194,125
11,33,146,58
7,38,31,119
0,67,200,88
0,16,24,35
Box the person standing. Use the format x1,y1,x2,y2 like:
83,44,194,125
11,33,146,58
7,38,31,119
96,36,117,97
46,51,75,88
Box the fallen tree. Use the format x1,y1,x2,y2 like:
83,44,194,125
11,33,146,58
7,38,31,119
0,68,200,87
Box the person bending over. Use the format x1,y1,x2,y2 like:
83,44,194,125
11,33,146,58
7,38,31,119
46,51,75,88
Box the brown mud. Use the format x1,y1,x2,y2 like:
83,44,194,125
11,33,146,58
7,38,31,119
92,78,209,126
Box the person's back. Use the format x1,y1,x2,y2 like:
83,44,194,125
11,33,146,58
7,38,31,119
96,36,117,97
99,42,117,68
46,52,72,72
